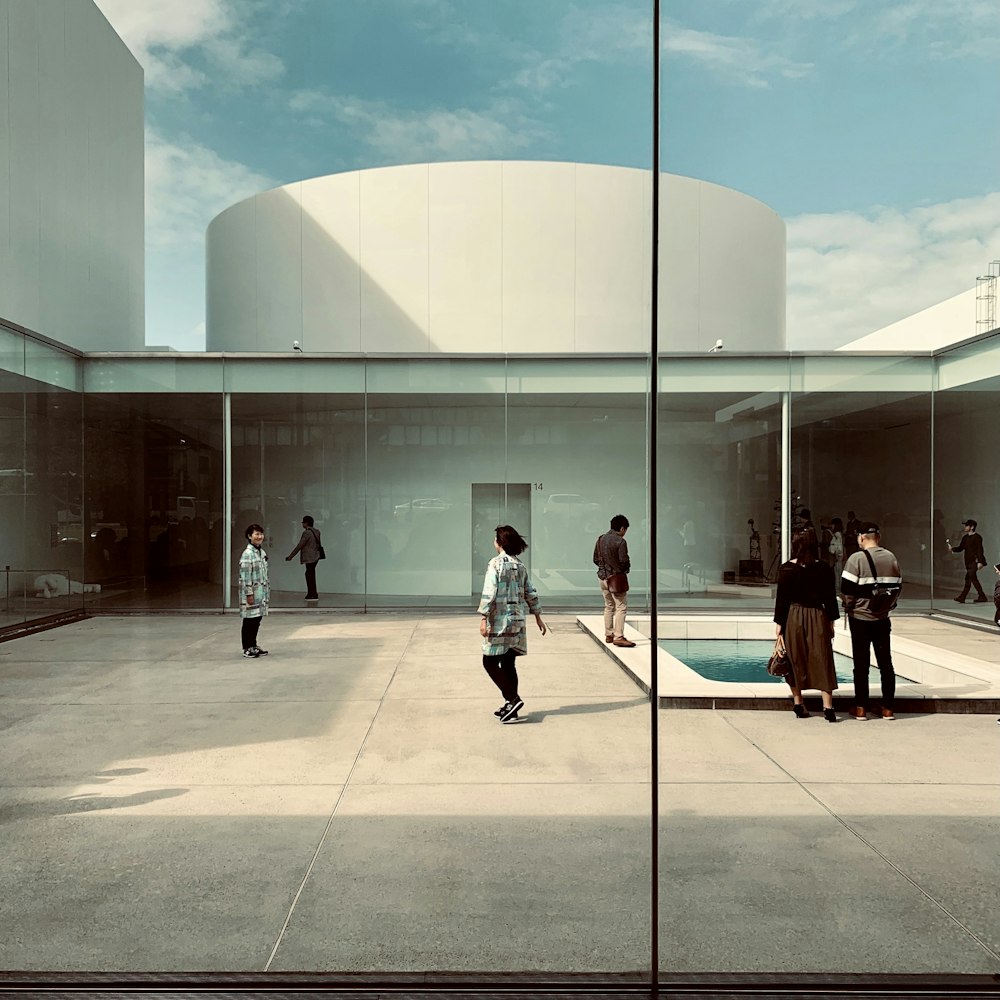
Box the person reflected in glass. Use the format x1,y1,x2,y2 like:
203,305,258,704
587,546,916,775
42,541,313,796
844,510,862,558
478,525,546,724
286,514,322,601
773,528,840,722
947,519,987,603
239,523,270,658
828,517,845,578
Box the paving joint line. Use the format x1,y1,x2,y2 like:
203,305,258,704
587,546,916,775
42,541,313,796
262,620,419,972
720,713,1000,965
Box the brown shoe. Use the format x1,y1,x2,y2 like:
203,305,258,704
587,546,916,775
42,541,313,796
852,706,867,720
881,708,896,720
612,637,636,648
605,635,615,644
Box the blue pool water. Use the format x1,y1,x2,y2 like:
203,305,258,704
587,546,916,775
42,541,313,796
658,639,908,685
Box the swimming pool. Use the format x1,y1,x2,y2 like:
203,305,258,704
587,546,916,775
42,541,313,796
578,613,1000,710
658,638,911,685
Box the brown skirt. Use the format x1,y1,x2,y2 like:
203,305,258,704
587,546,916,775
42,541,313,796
784,604,837,693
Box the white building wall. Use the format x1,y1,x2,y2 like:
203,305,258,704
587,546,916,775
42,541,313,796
0,0,143,350
206,162,786,354
838,287,978,353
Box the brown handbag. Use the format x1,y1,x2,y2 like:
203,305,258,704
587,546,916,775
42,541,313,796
767,634,791,678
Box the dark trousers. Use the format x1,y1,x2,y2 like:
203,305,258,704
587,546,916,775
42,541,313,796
958,567,985,600
241,616,262,651
849,616,895,710
304,561,319,599
482,650,520,703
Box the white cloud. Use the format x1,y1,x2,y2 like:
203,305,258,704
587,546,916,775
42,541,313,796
748,0,1000,59
142,129,275,349
145,128,275,247
93,0,283,91
507,8,812,93
289,91,549,161
786,192,1000,349
664,24,813,88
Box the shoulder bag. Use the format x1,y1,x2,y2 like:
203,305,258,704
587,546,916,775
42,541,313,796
863,549,899,613
767,634,791,677
310,528,326,560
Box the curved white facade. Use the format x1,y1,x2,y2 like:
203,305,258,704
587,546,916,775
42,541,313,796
207,161,785,354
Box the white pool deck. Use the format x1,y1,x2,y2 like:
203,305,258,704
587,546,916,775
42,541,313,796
578,614,1000,711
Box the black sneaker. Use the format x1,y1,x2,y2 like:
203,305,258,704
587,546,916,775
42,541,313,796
499,698,523,722
242,648,259,658
252,646,269,656
494,704,506,718
501,710,521,724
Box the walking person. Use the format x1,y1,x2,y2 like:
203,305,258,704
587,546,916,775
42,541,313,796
478,525,547,724
993,563,1000,629
286,514,322,601
239,523,270,658
773,529,841,722
948,519,987,603
594,514,635,647
841,523,902,720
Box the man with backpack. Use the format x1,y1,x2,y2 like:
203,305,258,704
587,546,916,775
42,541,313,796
841,523,902,721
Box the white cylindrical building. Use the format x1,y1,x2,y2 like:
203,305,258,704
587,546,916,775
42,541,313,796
206,161,785,354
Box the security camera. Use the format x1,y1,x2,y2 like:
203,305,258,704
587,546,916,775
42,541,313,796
292,340,302,352
708,338,723,353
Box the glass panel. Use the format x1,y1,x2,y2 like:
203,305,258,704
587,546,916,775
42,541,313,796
365,359,507,606
0,363,27,628
0,325,27,378
25,336,82,392
658,358,788,610
84,356,223,393
230,392,365,607
84,393,224,609
933,334,1000,619
506,358,648,605
791,355,933,614
25,384,84,619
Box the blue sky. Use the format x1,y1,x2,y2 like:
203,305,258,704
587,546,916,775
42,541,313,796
94,0,1000,351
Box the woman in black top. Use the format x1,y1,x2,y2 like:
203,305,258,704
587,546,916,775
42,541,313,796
773,529,841,722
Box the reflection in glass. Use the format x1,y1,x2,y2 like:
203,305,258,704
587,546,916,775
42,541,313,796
84,394,223,609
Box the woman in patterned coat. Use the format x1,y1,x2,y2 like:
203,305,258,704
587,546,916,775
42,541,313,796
239,523,270,658
478,524,547,724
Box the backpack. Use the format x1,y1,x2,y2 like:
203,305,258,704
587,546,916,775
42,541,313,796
863,549,900,614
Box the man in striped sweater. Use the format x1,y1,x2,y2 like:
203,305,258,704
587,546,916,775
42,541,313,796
841,523,902,721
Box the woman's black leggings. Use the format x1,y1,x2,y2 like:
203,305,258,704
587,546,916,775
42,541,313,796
241,617,262,650
482,650,519,702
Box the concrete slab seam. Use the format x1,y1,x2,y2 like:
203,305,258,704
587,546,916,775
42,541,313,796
718,713,1000,966
262,621,419,971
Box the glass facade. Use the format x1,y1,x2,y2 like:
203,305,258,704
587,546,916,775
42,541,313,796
2,326,997,627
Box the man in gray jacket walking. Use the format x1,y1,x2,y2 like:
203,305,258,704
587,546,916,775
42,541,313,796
286,514,322,601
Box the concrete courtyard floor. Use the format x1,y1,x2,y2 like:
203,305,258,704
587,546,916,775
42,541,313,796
0,612,998,976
